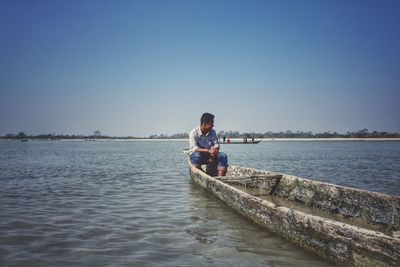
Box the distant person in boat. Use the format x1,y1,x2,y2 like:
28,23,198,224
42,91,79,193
189,112,228,176
223,135,226,143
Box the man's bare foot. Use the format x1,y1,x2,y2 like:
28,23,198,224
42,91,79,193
218,169,226,176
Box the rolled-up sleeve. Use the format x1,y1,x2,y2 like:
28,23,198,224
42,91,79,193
189,130,198,153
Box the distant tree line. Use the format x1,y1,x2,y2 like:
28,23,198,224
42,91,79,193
1,131,139,140
1,129,399,140
148,133,189,139
217,129,400,139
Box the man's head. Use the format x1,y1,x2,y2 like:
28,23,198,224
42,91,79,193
200,112,214,134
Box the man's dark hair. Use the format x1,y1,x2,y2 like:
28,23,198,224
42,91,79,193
201,112,214,125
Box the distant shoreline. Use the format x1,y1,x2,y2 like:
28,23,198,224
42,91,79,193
2,138,400,142
257,138,400,141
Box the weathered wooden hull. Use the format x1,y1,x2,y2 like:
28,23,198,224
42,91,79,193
188,163,400,266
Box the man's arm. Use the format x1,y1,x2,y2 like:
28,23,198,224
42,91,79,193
195,147,213,153
208,130,220,157
211,130,220,150
189,130,205,153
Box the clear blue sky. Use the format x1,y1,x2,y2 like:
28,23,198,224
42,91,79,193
1,0,399,136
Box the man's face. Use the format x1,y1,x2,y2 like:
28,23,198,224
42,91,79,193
201,120,214,134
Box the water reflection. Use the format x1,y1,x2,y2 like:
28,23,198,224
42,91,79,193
186,182,335,266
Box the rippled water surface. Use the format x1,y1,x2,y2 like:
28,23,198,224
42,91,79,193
1,140,399,267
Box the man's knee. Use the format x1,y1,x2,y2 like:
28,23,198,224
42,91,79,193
217,152,228,166
190,152,203,166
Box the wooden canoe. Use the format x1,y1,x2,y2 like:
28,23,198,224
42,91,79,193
187,162,400,266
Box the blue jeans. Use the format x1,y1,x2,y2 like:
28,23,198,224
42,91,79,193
190,151,228,171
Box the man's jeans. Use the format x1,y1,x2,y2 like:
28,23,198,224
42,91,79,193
190,151,228,175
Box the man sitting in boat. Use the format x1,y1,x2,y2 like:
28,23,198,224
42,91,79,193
189,113,228,176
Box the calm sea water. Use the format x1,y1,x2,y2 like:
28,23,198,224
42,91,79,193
0,140,399,267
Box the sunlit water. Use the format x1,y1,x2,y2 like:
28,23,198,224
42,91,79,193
0,140,399,266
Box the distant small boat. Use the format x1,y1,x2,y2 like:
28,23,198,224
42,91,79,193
222,140,261,144
185,159,400,266
21,139,28,142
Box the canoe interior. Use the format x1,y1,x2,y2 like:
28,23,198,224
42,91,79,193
207,164,400,238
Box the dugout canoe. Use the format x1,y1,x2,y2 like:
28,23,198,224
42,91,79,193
187,162,400,266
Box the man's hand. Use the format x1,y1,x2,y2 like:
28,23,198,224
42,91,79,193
208,148,218,157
